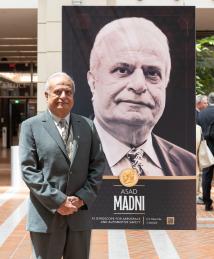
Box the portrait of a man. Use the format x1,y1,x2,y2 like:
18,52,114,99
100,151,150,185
87,17,195,176
62,6,196,230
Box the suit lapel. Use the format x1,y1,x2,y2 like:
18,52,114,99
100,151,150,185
103,158,112,175
152,134,176,176
41,111,69,162
69,113,79,166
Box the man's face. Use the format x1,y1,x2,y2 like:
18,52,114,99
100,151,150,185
197,97,208,111
45,75,74,118
89,29,169,131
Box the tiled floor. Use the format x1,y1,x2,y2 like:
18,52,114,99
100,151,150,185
1,147,214,258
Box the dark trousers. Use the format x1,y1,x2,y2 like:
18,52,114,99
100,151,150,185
30,227,91,259
202,165,214,208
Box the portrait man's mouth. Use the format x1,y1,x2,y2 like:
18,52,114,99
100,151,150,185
117,99,154,108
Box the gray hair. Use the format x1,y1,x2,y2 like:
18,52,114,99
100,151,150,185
208,92,214,105
89,17,171,84
196,94,207,104
44,72,75,93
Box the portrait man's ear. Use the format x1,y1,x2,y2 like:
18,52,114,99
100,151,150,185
87,71,96,95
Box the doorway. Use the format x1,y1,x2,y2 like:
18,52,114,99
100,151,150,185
9,99,26,146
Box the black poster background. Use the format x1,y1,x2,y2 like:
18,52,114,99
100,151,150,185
62,6,196,229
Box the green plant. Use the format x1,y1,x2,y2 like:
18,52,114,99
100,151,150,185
196,36,214,95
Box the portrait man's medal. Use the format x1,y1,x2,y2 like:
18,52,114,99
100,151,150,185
119,168,139,187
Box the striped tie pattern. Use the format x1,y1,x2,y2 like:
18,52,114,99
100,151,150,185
59,119,68,144
59,119,73,161
126,148,145,175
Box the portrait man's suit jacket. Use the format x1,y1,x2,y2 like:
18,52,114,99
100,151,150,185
19,111,105,233
103,134,195,176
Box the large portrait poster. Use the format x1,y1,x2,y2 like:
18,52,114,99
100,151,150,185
62,6,196,229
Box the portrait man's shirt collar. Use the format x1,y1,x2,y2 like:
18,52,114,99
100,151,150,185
94,119,163,176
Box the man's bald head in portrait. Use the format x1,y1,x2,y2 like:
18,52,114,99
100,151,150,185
87,17,171,147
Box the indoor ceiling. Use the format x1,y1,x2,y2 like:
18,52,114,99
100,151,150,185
0,7,214,69
0,9,37,66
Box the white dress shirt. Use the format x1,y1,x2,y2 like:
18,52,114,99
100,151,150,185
94,119,164,176
49,111,74,161
49,111,72,141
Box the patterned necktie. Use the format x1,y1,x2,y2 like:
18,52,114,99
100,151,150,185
59,119,68,144
126,148,145,175
59,119,72,160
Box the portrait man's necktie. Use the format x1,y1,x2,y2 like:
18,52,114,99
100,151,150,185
126,148,145,175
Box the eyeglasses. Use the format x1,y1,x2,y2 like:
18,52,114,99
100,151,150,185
52,89,73,97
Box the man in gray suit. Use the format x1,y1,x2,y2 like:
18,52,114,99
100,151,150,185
19,72,105,259
87,17,195,176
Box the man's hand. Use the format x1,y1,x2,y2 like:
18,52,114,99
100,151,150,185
68,196,84,209
57,197,78,215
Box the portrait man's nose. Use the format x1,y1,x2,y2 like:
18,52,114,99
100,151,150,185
128,69,147,94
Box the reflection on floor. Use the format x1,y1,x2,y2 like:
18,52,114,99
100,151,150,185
0,147,10,186
0,147,214,258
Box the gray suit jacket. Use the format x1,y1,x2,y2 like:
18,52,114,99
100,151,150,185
19,111,105,233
